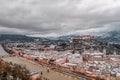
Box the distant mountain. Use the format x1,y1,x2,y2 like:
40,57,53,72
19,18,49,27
0,34,76,42
0,31,120,43
95,31,120,42
47,35,76,41
0,34,34,42
47,31,120,43
0,34,49,42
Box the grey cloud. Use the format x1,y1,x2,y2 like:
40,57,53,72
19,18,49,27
0,0,120,37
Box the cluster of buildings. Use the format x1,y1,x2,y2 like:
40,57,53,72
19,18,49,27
3,35,120,80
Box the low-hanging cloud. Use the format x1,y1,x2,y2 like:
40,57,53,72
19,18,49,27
0,0,120,37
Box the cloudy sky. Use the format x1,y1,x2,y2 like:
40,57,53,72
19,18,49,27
0,0,120,37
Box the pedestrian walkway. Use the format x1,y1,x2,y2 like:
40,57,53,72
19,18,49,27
0,45,9,56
